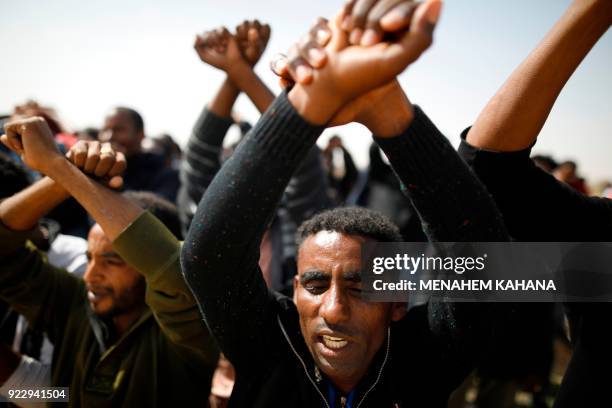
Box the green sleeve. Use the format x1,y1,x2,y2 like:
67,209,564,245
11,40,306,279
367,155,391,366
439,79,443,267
0,222,86,344
112,211,219,367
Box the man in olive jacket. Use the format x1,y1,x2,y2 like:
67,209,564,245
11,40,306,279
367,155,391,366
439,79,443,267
0,120,218,407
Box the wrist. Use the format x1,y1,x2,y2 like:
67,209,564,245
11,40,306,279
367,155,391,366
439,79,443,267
40,154,68,178
288,83,345,126
222,76,240,94
42,176,70,197
361,85,414,138
226,61,254,86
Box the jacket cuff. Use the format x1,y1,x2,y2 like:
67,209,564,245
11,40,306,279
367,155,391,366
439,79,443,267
250,90,324,164
112,211,180,280
458,127,533,168
373,105,458,187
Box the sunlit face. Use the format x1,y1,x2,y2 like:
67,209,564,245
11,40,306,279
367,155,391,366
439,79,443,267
99,109,142,156
294,231,405,391
83,224,145,318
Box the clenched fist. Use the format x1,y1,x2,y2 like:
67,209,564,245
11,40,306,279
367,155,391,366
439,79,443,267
2,117,126,189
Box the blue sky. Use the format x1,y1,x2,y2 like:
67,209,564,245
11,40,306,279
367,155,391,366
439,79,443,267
1,0,610,182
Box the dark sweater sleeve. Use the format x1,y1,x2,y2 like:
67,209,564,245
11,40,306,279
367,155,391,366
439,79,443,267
282,145,332,227
177,108,234,235
458,129,612,241
180,92,324,368
375,106,511,386
375,106,509,242
277,145,333,267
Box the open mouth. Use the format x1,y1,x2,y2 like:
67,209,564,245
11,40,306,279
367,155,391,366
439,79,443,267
87,286,112,302
320,335,349,350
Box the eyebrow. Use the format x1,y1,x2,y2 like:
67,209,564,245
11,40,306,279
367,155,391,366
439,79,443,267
342,271,362,283
86,251,124,260
300,270,330,285
101,252,123,259
299,270,362,284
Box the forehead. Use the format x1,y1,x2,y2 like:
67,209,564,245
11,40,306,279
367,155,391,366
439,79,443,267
87,224,113,253
104,110,132,128
297,231,364,274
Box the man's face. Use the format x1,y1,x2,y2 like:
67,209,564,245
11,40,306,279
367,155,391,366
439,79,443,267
99,110,142,156
294,231,405,391
83,224,145,318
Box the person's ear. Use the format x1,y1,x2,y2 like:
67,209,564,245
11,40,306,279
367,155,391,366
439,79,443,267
390,302,407,321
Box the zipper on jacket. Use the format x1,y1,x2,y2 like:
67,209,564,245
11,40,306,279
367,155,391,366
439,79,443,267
278,316,391,408
277,315,330,408
354,327,391,408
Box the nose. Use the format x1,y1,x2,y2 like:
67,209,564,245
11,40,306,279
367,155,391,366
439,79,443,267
319,284,350,326
83,259,103,285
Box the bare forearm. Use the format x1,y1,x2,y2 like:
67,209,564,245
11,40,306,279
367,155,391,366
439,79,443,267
208,77,240,118
0,177,69,231
229,64,275,114
468,0,611,151
45,158,143,240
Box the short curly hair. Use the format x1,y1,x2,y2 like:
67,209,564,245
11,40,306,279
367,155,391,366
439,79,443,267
296,206,402,248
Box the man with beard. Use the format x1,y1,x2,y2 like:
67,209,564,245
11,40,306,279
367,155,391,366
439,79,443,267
0,119,218,407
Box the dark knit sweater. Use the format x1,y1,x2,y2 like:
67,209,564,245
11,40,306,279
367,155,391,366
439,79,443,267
177,106,331,292
459,131,612,408
181,93,510,407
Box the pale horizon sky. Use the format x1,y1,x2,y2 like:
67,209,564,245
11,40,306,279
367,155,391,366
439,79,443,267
1,0,611,183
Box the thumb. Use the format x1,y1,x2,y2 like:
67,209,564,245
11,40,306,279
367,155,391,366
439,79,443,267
328,10,350,51
411,0,442,37
107,175,124,190
384,0,442,70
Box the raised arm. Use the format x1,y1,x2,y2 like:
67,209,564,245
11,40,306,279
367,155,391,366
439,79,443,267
2,118,141,240
457,0,612,240
467,0,611,152
180,22,274,233
0,139,125,232
232,20,274,113
180,31,239,233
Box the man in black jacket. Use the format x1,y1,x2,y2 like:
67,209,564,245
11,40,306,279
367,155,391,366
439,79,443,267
181,1,511,406
458,0,611,406
100,106,180,202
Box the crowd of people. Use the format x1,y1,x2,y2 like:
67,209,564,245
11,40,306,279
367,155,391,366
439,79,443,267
1,0,611,407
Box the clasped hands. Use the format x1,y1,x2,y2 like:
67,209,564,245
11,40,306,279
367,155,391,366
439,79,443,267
194,20,271,78
274,0,442,132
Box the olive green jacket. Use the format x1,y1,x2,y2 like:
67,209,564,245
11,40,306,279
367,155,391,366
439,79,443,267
0,212,218,407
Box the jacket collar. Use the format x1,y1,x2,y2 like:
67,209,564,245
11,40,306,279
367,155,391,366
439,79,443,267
276,299,392,408
86,304,153,360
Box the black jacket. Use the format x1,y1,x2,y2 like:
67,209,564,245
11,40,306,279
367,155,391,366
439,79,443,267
181,94,510,407
458,131,612,408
